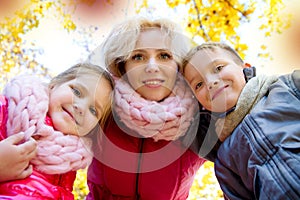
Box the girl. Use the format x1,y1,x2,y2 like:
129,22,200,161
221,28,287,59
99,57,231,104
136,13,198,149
0,63,113,199
87,17,206,200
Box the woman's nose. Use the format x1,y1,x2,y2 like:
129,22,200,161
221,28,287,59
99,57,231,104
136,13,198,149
145,58,159,73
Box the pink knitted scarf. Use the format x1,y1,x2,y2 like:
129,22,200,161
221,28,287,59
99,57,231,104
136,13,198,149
3,75,92,174
114,75,198,141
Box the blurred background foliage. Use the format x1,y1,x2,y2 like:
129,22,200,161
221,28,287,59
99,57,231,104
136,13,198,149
0,0,292,199
136,0,291,60
72,161,223,200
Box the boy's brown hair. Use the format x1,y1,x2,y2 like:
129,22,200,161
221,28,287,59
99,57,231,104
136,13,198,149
182,42,244,74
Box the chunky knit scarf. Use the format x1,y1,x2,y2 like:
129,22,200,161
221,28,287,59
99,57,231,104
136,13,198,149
3,75,92,174
113,75,198,141
216,75,279,141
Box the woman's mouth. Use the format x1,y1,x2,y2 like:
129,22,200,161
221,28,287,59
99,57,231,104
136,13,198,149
142,79,164,87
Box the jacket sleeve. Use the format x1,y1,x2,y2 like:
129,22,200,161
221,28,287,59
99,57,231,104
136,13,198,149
0,171,75,199
215,125,255,200
292,70,300,91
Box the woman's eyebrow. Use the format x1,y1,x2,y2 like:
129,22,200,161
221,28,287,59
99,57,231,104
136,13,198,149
133,48,171,52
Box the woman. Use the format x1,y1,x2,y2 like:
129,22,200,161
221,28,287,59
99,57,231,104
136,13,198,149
87,17,206,200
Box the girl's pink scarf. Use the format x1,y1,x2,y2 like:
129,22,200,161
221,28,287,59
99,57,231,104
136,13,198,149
114,75,198,141
3,75,92,174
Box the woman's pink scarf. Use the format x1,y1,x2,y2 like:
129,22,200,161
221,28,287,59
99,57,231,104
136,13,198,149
113,75,198,141
3,75,92,174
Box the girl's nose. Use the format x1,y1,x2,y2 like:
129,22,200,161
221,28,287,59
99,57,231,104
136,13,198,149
73,104,83,115
145,58,159,73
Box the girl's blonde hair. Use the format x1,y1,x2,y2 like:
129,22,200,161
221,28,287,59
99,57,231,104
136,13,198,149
101,16,191,77
49,63,114,128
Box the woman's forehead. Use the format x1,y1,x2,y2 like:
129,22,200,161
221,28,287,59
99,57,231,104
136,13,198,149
135,28,170,50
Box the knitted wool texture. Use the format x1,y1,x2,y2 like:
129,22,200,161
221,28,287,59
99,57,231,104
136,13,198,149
114,75,198,141
216,75,279,141
3,75,92,174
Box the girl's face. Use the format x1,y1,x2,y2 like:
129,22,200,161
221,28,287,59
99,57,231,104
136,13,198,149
184,48,246,113
124,28,178,102
48,75,112,136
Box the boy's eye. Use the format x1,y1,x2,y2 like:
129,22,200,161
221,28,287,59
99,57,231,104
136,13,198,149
71,87,81,97
132,54,144,61
195,82,203,90
89,107,98,116
215,65,224,72
159,53,172,60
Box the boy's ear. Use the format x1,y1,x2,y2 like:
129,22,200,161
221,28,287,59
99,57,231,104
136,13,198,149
243,63,256,82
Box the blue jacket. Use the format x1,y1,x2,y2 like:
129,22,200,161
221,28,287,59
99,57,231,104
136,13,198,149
215,70,300,200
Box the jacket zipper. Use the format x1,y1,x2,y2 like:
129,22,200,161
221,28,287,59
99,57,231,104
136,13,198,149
57,174,62,186
135,138,145,200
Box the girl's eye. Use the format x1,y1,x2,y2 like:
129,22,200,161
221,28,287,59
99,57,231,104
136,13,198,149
195,82,203,90
215,65,224,72
132,54,144,61
159,53,172,60
71,87,81,97
89,107,97,116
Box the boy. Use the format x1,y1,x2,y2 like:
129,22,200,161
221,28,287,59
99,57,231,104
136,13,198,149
183,42,300,199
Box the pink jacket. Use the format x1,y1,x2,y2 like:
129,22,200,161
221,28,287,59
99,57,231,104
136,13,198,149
87,119,206,200
0,95,76,200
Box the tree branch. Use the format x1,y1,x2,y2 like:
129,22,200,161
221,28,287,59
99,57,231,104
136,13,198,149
192,0,210,41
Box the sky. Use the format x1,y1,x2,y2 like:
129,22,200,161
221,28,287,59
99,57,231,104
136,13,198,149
22,0,136,75
23,0,299,76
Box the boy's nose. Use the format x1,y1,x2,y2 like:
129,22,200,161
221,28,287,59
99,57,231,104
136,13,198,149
208,79,220,90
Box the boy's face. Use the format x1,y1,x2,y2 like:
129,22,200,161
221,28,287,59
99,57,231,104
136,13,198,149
184,48,246,113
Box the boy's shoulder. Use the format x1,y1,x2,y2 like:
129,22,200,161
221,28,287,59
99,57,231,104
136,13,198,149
274,70,300,96
291,70,300,90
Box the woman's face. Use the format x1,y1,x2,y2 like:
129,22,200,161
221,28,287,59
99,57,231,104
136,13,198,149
124,28,178,102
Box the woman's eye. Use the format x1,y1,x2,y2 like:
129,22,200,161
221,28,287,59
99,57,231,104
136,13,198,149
132,54,144,61
195,82,203,90
159,53,172,60
71,87,81,97
89,107,97,116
